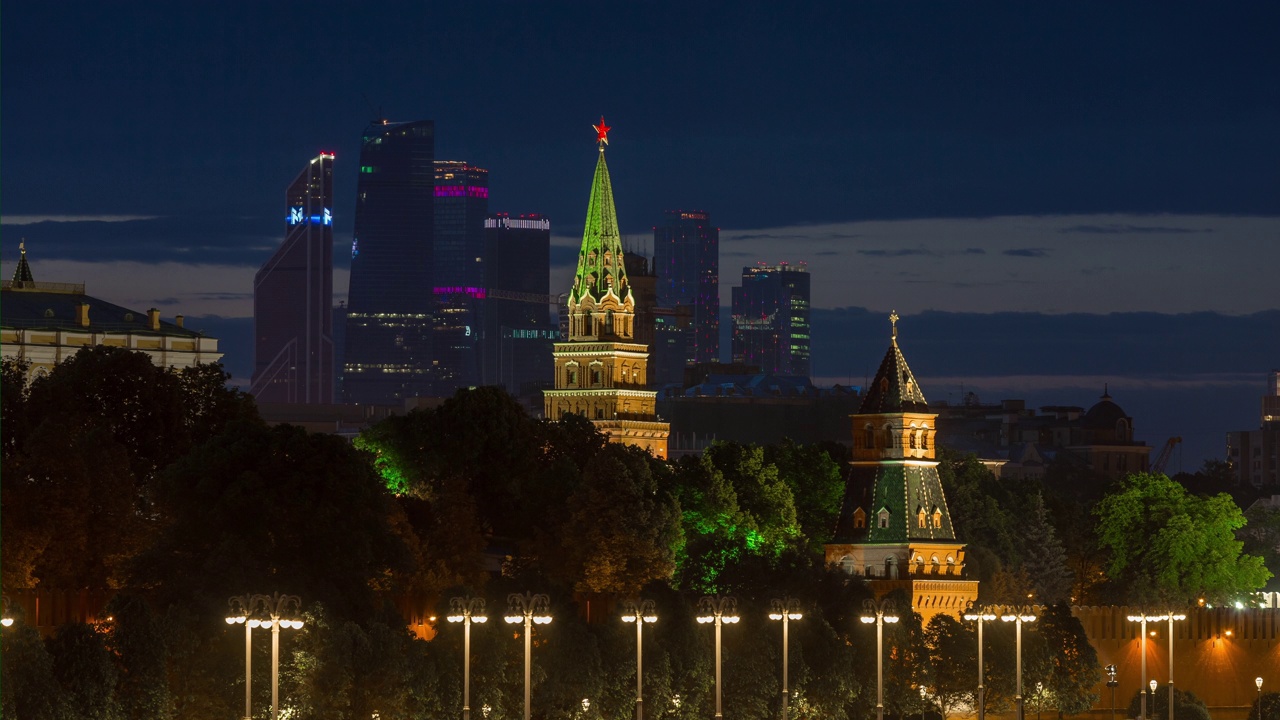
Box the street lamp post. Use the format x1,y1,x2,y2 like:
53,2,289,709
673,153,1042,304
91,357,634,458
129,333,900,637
620,599,658,720
1036,682,1044,720
1256,678,1263,720
1126,612,1183,720
697,595,740,720
1105,664,1118,720
504,592,552,720
963,602,997,720
769,598,803,720
253,593,304,720
447,596,488,720
1149,679,1158,719
860,598,901,720
1000,605,1038,720
225,594,260,720
1157,612,1187,720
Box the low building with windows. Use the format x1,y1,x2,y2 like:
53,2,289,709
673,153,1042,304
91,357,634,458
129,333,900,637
1,244,220,378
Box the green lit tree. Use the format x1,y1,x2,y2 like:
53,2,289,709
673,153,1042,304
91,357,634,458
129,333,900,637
1094,472,1272,605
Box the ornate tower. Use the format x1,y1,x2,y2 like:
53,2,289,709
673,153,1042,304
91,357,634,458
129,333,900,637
543,119,670,458
825,313,977,621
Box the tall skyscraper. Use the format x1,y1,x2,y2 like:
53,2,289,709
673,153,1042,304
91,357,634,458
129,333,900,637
730,262,811,376
544,118,669,458
251,153,335,404
482,213,553,395
343,119,435,405
654,209,719,363
433,161,489,394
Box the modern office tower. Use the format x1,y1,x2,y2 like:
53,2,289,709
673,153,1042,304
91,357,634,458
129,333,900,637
343,119,435,405
482,213,553,396
433,161,489,394
1227,369,1280,488
654,209,719,363
730,262,811,377
624,251,688,387
544,119,669,458
251,153,335,404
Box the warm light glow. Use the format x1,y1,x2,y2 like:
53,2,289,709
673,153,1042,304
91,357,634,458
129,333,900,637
643,614,658,623
248,619,262,628
622,614,637,622
860,616,875,624
1150,680,1158,692
788,613,802,620
769,613,783,620
1235,602,1245,609
1258,678,1264,690
447,615,463,623
1,618,13,628
474,616,487,623
724,615,740,623
504,615,521,624
1151,631,1157,636
884,615,900,623
1002,614,1017,622
225,617,236,624
697,616,712,623
1172,614,1187,621
1127,615,1144,622
1225,630,1233,636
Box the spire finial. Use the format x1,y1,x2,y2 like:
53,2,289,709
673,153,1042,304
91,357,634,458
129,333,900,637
593,116,611,150
20,238,26,254
890,310,900,342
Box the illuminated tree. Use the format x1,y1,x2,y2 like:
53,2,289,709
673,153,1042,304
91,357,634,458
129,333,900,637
1095,472,1272,605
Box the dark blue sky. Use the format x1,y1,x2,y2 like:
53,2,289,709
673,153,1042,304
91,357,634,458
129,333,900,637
4,2,1278,465
5,2,1279,232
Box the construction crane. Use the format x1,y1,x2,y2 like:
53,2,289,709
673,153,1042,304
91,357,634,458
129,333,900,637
1151,436,1182,474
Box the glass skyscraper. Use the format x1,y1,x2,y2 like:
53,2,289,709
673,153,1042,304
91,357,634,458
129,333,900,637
342,119,436,405
482,213,553,396
730,262,811,377
654,210,719,364
251,153,335,404
432,161,489,395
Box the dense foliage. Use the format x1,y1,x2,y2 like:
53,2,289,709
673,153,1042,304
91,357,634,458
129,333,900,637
1,347,1269,719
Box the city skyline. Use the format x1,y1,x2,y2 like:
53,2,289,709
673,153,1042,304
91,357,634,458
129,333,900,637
3,2,1278,465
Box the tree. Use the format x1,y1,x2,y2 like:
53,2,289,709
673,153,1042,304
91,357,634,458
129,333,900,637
132,421,411,621
47,623,121,720
0,622,66,720
925,613,975,717
105,594,171,720
1035,603,1098,716
1239,500,1280,591
764,440,845,554
1095,472,1272,605
1248,692,1280,720
1020,494,1074,604
550,444,683,594
1127,687,1211,720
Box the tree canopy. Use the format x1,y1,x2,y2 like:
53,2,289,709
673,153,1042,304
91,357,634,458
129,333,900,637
1094,472,1272,605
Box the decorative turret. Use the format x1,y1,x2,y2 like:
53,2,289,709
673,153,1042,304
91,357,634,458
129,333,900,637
826,311,976,622
565,118,635,341
12,240,34,285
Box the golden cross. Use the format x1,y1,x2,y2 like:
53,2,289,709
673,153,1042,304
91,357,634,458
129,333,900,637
890,310,899,339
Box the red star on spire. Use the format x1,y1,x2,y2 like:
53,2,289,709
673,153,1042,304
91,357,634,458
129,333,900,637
593,116,611,145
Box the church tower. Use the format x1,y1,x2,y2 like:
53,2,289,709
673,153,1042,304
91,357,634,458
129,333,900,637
825,313,977,621
543,119,670,459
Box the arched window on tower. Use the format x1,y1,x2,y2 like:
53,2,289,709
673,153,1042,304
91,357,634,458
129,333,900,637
921,427,930,450
932,508,943,528
917,506,927,528
853,507,866,529
864,424,875,449
878,508,890,529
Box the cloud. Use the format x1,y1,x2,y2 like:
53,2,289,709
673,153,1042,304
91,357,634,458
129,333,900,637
1002,248,1050,257
815,250,840,256
858,248,936,257
961,248,986,255
1060,224,1214,235
1,214,164,225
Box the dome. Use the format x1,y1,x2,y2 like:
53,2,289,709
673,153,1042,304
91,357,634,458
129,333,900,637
1082,386,1128,428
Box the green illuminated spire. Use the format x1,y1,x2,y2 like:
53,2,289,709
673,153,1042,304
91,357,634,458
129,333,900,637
569,119,631,307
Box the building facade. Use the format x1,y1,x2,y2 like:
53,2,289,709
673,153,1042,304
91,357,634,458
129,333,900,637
251,153,335,404
826,315,976,623
432,161,490,394
653,209,719,364
1228,370,1280,488
482,213,554,398
342,119,436,405
543,120,669,458
2,244,220,376
730,262,811,376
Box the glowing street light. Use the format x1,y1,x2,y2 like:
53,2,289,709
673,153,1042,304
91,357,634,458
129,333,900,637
505,592,552,720
1000,605,1037,720
225,594,260,720
962,602,998,720
697,595,740,720
1256,678,1264,720
1105,664,1119,720
620,599,658,720
769,597,803,720
860,598,901,720
252,592,304,720
1126,612,1183,720
447,596,488,720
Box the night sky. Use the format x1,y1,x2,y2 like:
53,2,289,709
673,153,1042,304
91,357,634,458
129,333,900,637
4,2,1278,466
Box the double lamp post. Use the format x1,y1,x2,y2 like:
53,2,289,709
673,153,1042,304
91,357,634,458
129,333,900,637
225,592,304,720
